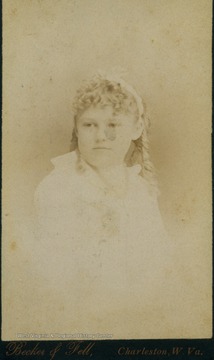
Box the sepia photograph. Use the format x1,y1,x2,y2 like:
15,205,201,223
2,0,212,341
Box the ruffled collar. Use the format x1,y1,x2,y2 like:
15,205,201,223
80,151,142,195
51,151,144,200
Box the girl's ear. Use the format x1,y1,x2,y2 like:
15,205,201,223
70,127,78,151
74,125,78,137
132,120,144,140
73,116,78,136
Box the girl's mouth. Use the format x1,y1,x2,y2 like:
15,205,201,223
93,147,111,150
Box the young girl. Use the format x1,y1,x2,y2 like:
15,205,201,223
34,73,174,337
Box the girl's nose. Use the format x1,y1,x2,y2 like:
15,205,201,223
95,126,107,142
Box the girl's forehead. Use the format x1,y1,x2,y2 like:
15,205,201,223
78,105,133,120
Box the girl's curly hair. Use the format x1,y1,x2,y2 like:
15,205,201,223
71,75,157,190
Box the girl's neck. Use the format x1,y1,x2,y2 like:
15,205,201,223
95,164,128,197
76,152,129,197
97,162,125,175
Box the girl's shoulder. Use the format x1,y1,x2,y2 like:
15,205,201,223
50,151,76,171
34,152,80,203
128,164,158,201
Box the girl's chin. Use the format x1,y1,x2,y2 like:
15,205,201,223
85,158,123,170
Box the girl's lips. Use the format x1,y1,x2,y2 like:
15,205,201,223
93,147,111,150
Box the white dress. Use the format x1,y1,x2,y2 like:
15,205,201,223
33,151,174,337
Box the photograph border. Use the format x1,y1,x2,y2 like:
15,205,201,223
1,0,213,358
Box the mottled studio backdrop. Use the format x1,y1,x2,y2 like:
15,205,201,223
3,0,212,338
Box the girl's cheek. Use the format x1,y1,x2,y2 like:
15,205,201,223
105,128,116,141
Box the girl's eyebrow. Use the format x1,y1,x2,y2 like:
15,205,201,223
108,118,122,123
104,118,121,123
80,117,119,122
80,117,97,121
80,116,121,123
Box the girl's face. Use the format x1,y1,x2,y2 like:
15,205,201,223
76,105,142,169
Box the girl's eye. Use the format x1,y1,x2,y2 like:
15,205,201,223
108,122,121,128
83,123,94,127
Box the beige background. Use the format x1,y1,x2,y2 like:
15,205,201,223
3,0,212,339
